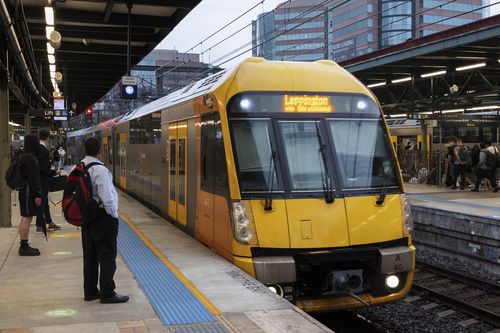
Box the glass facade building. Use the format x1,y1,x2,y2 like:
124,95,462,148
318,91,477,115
252,0,328,61
253,0,486,63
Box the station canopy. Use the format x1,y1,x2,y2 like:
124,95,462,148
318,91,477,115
341,15,500,118
2,0,200,125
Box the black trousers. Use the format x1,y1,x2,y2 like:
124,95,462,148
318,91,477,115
36,177,52,226
475,168,497,189
81,209,118,299
452,163,466,188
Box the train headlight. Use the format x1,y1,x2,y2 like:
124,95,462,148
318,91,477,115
400,194,413,235
231,201,257,245
385,274,400,289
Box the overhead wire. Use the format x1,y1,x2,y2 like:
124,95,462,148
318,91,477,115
155,0,333,83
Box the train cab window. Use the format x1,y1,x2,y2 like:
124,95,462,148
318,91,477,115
278,121,331,191
230,119,281,192
328,119,398,189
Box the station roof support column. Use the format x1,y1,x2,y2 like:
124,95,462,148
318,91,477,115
0,45,12,228
24,111,31,135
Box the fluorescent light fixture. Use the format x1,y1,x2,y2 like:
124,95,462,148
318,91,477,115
456,62,486,71
49,64,56,72
44,7,54,26
367,82,386,88
420,111,433,115
46,26,54,40
441,109,464,114
421,70,446,78
391,113,407,118
48,54,55,64
9,121,22,127
47,42,54,55
50,71,55,79
391,77,411,84
466,105,499,111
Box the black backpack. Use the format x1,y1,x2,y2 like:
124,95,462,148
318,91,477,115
62,162,102,226
458,146,469,163
4,154,25,190
485,151,497,169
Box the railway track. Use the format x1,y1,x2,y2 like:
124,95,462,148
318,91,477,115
412,261,500,328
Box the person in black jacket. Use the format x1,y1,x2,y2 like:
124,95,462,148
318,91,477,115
36,129,61,232
18,134,43,256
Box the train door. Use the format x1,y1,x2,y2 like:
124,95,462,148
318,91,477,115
197,115,215,244
168,121,188,226
119,132,127,189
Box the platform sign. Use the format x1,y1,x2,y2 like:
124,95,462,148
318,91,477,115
438,115,500,127
121,76,138,85
121,76,138,99
53,109,68,121
54,98,65,110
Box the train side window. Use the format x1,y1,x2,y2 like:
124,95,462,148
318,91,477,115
115,133,120,166
129,111,161,144
178,138,186,205
201,115,215,193
482,127,497,142
169,139,176,200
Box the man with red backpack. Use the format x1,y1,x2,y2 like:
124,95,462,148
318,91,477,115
78,137,129,303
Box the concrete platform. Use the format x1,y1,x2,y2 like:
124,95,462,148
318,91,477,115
405,183,500,275
0,190,332,333
406,183,500,219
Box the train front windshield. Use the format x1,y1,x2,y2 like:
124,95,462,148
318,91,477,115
228,92,399,195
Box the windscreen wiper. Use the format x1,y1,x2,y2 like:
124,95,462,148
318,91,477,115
316,123,334,204
376,157,396,205
264,151,276,211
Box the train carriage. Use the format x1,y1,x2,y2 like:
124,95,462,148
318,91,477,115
69,58,415,312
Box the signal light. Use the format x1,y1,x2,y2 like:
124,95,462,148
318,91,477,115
85,107,93,117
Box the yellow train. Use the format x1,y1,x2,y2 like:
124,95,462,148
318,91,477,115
68,58,415,312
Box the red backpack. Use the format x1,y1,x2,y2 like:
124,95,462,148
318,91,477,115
62,162,102,226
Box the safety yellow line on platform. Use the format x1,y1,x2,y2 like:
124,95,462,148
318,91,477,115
118,211,221,316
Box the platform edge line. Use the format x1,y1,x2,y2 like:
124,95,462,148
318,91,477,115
118,210,221,316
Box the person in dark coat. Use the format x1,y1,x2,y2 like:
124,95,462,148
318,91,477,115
18,134,43,256
36,129,61,232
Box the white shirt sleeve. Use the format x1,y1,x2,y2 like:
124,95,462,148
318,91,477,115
94,166,119,218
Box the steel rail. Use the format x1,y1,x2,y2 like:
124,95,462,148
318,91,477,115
413,261,500,328
416,261,500,295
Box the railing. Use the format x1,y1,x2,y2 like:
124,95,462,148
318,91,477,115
397,150,443,186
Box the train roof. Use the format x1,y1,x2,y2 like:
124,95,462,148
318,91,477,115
68,58,372,137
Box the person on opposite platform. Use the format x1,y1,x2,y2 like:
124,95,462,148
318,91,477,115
80,137,129,303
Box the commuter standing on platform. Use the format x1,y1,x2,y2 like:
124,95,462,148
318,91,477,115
18,134,42,256
36,129,61,232
451,138,468,190
58,145,66,170
471,142,498,192
485,140,499,192
81,137,129,303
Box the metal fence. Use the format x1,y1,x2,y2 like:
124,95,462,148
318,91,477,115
397,150,444,186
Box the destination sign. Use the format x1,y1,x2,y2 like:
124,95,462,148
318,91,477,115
283,95,333,112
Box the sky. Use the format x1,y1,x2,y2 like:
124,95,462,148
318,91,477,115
156,0,500,69
157,0,285,68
